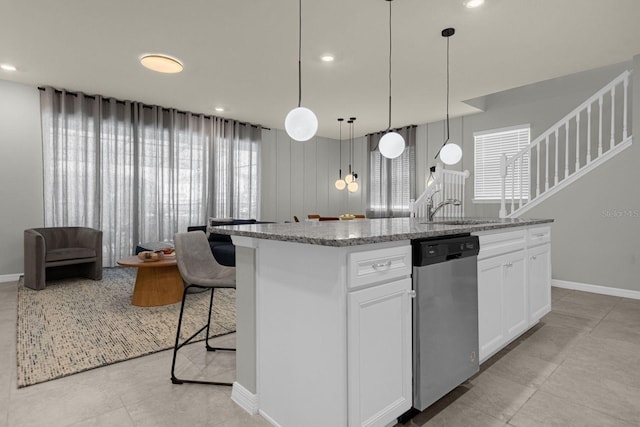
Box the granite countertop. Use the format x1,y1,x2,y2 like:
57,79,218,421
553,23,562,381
210,217,553,247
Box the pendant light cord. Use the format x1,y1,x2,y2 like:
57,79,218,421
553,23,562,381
338,119,343,177
435,28,454,159
387,0,392,131
297,0,302,108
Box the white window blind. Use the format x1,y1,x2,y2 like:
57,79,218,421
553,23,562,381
474,125,530,200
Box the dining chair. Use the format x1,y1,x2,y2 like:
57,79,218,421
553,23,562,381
319,217,340,221
307,214,320,219
293,216,300,222
171,231,236,386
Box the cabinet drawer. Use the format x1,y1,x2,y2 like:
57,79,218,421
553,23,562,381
348,245,411,289
528,226,551,247
474,228,526,260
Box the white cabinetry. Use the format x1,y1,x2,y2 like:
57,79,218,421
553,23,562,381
527,227,552,323
475,225,551,363
347,278,412,427
477,249,527,361
256,239,411,427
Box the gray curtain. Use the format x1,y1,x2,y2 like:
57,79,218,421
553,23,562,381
366,126,416,218
40,87,261,266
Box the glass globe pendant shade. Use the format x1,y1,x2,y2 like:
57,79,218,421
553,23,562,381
285,107,318,141
345,173,354,184
335,179,347,190
347,181,359,193
379,132,405,159
439,143,462,165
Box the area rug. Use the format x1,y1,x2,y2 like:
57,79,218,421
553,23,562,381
16,267,235,387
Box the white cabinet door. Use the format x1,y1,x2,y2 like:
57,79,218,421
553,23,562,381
478,256,505,362
503,250,528,341
348,278,412,427
478,250,527,362
528,243,551,324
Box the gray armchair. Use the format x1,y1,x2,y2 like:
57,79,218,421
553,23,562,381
24,227,103,290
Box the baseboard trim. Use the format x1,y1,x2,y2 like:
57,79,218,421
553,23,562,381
231,382,259,415
0,273,21,283
258,410,282,427
553,279,640,300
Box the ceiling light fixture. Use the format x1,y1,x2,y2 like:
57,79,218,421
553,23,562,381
335,118,347,190
215,107,225,112
464,0,484,8
321,55,335,62
284,0,318,142
140,54,183,74
378,0,405,160
1,64,17,72
435,28,463,166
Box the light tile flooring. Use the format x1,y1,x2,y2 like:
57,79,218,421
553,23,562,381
1,282,639,426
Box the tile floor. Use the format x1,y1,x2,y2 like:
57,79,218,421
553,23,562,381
1,283,639,426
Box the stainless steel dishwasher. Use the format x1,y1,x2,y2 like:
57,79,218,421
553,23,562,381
412,234,480,410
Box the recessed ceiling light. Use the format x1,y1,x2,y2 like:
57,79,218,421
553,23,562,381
215,107,225,112
140,54,183,74
321,55,335,62
464,0,484,8
1,64,17,72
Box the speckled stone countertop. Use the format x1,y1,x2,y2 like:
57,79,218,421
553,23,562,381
210,217,553,247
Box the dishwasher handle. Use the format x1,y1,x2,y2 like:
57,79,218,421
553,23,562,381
413,235,479,266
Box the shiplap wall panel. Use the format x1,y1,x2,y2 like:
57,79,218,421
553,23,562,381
275,129,292,222
260,129,277,221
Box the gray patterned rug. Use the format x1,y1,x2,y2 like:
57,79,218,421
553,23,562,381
16,268,235,387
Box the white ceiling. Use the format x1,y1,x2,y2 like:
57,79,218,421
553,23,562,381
1,0,640,139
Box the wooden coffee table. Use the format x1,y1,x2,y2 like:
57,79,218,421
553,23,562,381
117,255,183,307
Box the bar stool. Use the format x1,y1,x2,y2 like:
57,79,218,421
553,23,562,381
171,231,236,386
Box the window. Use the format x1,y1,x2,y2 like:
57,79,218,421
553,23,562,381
474,125,530,201
367,127,416,217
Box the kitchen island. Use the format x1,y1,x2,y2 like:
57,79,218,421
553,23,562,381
212,217,553,427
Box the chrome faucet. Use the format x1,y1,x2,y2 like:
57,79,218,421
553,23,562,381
427,191,462,221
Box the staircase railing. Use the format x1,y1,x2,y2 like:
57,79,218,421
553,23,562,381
411,165,470,219
500,70,633,218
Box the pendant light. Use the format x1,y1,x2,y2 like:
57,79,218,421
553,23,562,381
347,118,359,193
426,165,436,187
434,27,462,166
335,118,347,190
284,0,318,142
345,118,354,184
378,0,405,160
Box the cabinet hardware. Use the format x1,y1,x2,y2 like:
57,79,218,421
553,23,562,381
408,290,416,298
372,260,392,271
534,233,545,238
531,255,537,260
505,262,513,267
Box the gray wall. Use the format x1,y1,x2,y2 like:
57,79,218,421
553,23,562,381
260,128,367,222
414,60,638,292
0,80,44,278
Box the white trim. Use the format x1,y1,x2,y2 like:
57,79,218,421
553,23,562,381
258,410,282,427
508,137,632,218
473,123,531,138
552,279,640,300
231,381,259,415
0,273,21,283
472,199,504,204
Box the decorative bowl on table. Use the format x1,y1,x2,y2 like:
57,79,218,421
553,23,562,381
137,250,165,262
340,214,356,220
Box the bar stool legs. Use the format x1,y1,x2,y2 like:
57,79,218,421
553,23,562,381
170,284,235,386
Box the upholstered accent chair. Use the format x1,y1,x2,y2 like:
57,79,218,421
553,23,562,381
24,227,103,290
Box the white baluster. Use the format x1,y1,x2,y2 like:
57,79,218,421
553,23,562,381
565,122,570,178
586,104,592,163
517,156,521,209
598,96,603,156
554,128,559,186
575,113,580,172
545,135,549,192
623,76,628,140
610,87,615,149
536,143,540,198
511,162,515,214
499,154,507,218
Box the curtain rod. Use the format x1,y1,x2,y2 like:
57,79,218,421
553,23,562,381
365,124,417,137
37,86,270,131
